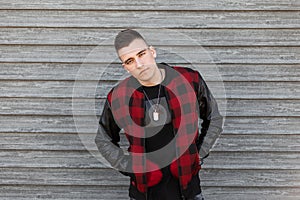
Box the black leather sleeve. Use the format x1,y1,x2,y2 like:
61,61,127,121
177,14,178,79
196,71,223,159
95,99,132,175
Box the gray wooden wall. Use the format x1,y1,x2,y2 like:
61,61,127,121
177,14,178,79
0,0,300,199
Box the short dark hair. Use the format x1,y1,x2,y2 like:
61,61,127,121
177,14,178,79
114,29,148,52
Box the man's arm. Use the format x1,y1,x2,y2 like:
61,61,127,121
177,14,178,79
95,98,132,174
196,71,224,159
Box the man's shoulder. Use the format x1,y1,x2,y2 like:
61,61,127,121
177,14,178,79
106,76,135,102
167,65,200,82
163,63,198,75
173,65,197,74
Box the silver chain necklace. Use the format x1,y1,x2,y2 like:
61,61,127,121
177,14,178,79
142,69,163,121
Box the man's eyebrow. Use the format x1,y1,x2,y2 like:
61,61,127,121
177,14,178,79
136,48,147,55
123,48,147,63
124,57,133,64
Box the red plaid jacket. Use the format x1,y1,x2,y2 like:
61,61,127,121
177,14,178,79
96,63,222,195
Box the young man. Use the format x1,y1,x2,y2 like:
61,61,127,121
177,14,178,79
95,29,223,200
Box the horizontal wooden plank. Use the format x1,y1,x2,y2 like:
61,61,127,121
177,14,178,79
0,80,117,98
0,150,299,169
0,116,299,135
2,28,300,46
0,98,299,117
0,185,299,200
225,100,300,117
204,151,300,169
0,63,299,82
0,133,85,151
203,187,300,200
0,10,300,28
224,117,300,135
213,134,300,152
0,0,299,10
0,185,129,200
1,133,299,152
0,168,128,186
0,115,79,133
1,80,299,99
201,169,300,187
0,168,299,188
1,45,300,64
0,150,104,168
223,82,300,99
218,64,300,82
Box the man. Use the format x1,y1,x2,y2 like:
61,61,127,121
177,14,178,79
95,29,223,200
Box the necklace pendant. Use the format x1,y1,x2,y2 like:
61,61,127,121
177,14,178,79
153,111,159,121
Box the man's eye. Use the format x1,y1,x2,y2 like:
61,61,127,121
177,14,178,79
125,59,134,65
138,51,146,57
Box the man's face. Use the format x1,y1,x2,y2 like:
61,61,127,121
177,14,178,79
118,39,158,85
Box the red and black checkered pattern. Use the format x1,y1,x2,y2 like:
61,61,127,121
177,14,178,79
108,65,201,193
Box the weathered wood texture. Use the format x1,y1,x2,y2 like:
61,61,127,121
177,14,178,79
1,81,299,99
0,0,299,10
0,1,299,199
0,116,299,134
1,46,300,63
1,28,300,46
1,185,299,200
1,133,300,152
0,10,300,28
0,63,299,81
0,98,299,116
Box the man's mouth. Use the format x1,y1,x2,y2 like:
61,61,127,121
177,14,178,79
139,67,149,76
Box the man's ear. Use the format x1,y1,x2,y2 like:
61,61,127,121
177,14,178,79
149,46,157,58
122,63,130,73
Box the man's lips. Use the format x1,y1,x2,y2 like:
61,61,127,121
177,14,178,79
139,67,149,76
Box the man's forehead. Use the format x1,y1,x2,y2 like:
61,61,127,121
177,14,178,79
117,39,148,57
118,47,147,58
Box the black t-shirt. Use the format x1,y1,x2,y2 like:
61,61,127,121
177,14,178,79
129,83,201,200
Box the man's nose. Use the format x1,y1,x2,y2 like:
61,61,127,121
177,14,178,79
136,58,143,68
